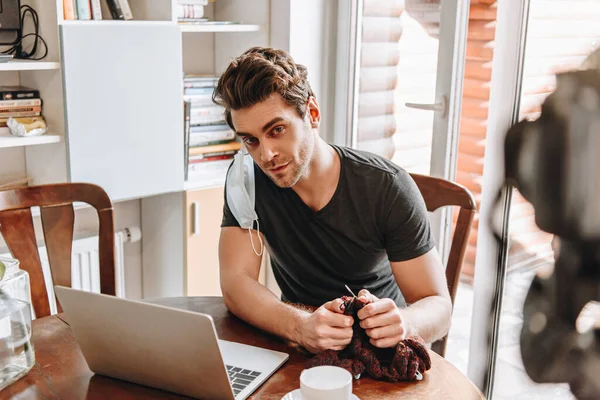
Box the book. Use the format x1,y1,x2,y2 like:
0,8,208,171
183,94,215,107
189,153,235,163
189,123,231,133
189,132,235,147
184,100,191,180
189,138,234,148
0,99,41,107
118,0,133,20
187,159,232,180
177,5,204,19
184,87,214,96
178,0,209,5
189,141,241,156
0,106,42,114
0,87,40,100
63,0,77,20
75,0,91,20
0,111,41,118
105,0,124,20
90,0,103,20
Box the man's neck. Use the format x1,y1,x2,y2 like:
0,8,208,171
293,138,340,212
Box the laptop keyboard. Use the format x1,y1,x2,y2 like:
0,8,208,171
226,365,262,397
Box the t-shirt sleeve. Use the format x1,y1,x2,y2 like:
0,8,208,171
383,169,435,262
221,177,241,228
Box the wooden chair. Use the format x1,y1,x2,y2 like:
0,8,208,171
410,173,477,358
0,183,116,318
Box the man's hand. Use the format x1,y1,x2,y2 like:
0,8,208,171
298,298,354,354
356,289,411,348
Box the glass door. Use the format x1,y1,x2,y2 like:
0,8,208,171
469,0,600,398
334,0,470,257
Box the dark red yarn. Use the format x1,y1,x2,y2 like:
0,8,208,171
305,296,432,382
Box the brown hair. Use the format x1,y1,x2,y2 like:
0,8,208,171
213,47,315,130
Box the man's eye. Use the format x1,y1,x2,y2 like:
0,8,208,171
272,126,284,135
244,137,258,146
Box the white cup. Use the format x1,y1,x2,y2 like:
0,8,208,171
300,366,352,400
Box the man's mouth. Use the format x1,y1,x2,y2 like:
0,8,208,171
268,163,289,173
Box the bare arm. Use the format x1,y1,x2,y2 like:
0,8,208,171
219,226,353,352
391,248,452,342
357,249,452,345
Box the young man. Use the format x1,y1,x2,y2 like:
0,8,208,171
214,47,452,354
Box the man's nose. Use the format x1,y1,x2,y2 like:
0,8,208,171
260,141,277,163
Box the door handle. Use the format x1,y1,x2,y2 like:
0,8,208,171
192,202,200,236
405,95,448,117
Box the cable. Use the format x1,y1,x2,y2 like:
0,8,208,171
2,5,48,60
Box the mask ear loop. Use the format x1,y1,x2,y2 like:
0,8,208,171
248,220,264,256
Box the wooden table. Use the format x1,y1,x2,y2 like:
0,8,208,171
3,297,485,399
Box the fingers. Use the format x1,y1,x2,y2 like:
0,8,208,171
329,343,351,351
357,289,379,304
369,335,403,349
364,324,405,343
321,300,354,328
320,325,353,341
357,298,396,320
324,298,346,314
359,307,402,330
326,311,354,328
328,336,353,350
313,328,353,352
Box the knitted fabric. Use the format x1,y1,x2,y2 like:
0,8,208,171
305,296,432,382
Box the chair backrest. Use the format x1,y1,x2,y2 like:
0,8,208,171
0,183,115,318
410,173,476,358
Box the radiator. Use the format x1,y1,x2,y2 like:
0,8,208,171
1,226,141,316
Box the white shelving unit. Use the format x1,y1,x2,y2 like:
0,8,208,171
0,0,65,186
183,173,227,191
0,134,61,149
0,61,61,72
142,0,270,299
0,0,270,299
179,23,261,33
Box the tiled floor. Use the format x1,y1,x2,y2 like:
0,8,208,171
445,271,575,400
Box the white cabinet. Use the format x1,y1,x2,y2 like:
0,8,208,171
60,22,184,201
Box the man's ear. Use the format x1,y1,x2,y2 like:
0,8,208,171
307,96,321,128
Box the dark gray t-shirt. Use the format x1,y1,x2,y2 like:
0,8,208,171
221,144,434,307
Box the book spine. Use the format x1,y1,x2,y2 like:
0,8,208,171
75,0,92,20
189,138,235,148
177,5,205,19
0,90,40,100
189,141,241,156
184,100,191,181
0,111,42,117
63,0,77,20
105,0,124,20
177,0,209,5
90,0,103,20
117,0,133,20
0,106,42,114
190,153,236,163
0,99,42,107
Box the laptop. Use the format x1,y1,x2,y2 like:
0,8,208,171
54,286,289,399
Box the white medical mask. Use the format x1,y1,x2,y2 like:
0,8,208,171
226,150,263,256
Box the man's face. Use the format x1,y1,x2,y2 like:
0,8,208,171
231,94,317,188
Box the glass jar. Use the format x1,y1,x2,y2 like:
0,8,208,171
0,256,35,391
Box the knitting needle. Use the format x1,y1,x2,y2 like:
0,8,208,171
345,284,357,298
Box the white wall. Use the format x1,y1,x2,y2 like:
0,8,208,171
270,0,339,142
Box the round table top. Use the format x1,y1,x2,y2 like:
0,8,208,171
145,296,484,400
3,296,485,400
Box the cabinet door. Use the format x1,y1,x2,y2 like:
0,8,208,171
60,22,184,201
185,187,225,296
